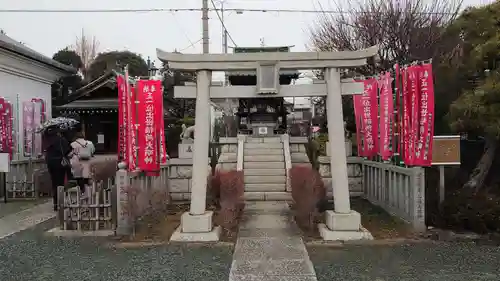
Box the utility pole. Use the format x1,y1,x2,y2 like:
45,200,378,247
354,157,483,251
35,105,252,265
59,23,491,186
221,0,229,86
221,1,228,55
202,0,209,54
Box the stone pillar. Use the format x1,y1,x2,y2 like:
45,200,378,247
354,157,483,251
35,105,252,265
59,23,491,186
320,68,369,241
325,68,351,214
171,70,220,242
190,70,211,215
115,162,131,235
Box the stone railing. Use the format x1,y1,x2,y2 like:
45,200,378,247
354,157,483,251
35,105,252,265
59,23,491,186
281,134,292,192
362,160,426,231
217,137,238,171
236,135,245,171
2,159,46,200
318,156,363,196
116,163,170,235
289,137,310,164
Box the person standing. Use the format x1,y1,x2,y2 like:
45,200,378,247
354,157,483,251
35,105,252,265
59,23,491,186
70,131,95,196
44,127,71,211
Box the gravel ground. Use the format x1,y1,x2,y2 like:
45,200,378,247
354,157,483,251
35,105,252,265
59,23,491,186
307,242,500,281
0,219,234,281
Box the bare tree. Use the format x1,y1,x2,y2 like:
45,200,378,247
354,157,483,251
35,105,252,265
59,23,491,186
309,0,462,73
72,29,99,77
309,0,463,133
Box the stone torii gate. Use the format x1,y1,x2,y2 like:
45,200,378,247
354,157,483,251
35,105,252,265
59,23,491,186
157,46,379,241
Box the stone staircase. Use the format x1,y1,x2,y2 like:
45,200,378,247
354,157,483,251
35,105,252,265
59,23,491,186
243,136,291,201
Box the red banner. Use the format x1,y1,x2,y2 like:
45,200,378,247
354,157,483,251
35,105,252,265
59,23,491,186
151,80,167,165
407,66,420,165
129,85,137,171
117,75,127,162
353,95,364,156
394,64,401,156
379,72,394,160
137,80,160,172
401,67,410,164
415,63,435,166
354,78,379,157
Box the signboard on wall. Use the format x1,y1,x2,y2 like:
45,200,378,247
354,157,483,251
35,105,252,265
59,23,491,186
432,135,461,165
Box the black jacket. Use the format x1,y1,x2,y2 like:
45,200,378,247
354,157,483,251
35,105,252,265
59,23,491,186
45,135,71,165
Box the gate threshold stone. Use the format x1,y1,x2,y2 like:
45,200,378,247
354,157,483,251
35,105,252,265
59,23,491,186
229,201,318,281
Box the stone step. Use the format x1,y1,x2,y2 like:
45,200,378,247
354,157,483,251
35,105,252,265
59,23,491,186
244,148,283,155
245,183,285,192
246,137,282,143
244,175,286,184
244,155,284,162
244,161,285,169
244,191,292,201
244,168,286,176
244,142,283,149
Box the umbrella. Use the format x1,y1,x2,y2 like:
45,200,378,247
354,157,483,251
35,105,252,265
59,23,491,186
36,117,79,133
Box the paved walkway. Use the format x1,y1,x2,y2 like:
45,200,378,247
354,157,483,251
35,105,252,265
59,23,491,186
0,201,54,239
229,201,317,281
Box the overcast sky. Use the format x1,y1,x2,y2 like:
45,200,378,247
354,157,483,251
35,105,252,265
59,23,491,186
0,0,494,82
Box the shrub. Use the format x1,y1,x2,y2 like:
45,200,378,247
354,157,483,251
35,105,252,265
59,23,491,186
438,188,500,234
216,170,245,233
207,171,221,207
290,165,326,231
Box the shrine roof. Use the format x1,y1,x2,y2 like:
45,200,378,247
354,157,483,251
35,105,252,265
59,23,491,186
0,33,76,73
64,71,116,103
55,98,118,109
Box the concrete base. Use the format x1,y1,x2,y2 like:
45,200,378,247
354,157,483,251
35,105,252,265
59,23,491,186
325,210,361,231
46,228,115,237
181,211,214,233
318,223,374,241
170,225,221,242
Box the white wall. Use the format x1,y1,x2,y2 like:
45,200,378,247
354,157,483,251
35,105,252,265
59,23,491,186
0,50,70,159
0,70,52,159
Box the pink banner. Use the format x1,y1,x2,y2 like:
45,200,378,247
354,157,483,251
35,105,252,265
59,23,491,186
32,102,42,157
117,75,127,162
379,72,394,160
0,98,6,153
22,101,35,157
416,63,435,166
354,78,379,157
136,80,160,173
5,102,13,158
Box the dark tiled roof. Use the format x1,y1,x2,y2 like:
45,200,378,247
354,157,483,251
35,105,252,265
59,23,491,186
65,71,116,103
0,33,76,73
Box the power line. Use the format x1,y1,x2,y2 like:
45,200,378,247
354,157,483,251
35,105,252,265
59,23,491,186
210,0,238,47
0,7,459,15
178,38,203,52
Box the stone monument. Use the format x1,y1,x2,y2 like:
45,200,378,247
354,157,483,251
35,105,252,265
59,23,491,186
179,124,195,159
